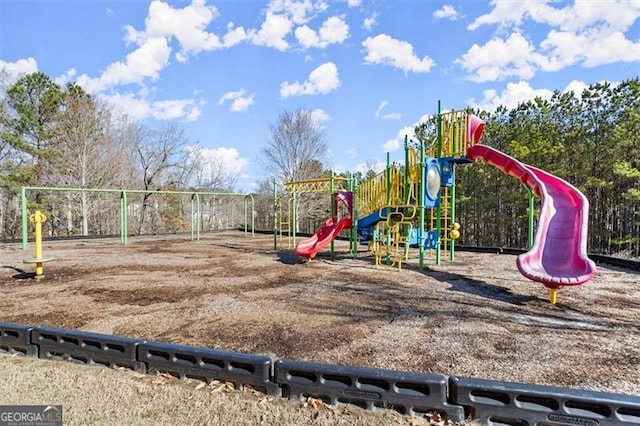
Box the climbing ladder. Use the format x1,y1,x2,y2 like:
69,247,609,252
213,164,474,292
372,205,416,271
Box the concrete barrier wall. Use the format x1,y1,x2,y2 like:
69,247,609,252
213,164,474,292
1,321,639,425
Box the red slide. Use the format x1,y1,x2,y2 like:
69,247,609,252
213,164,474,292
467,144,596,289
295,217,353,259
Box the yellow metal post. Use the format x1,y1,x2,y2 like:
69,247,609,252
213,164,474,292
23,210,55,278
549,289,558,305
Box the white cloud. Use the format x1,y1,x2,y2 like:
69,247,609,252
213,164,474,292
466,79,621,112
99,91,201,122
218,90,255,112
124,0,248,61
99,92,151,121
433,5,460,20
383,138,402,152
187,145,249,178
140,0,223,54
0,58,38,86
362,13,378,31
267,0,328,25
562,80,589,98
354,159,385,174
464,0,640,79
540,29,640,70
362,34,435,73
248,12,293,51
384,113,431,153
347,0,361,7
295,15,349,48
280,62,340,97
77,0,250,94
77,36,171,92
466,81,554,111
347,148,357,159
53,68,77,87
469,0,639,33
311,108,330,123
375,101,402,120
456,32,544,82
152,99,202,121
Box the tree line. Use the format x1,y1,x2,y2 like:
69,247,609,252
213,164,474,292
0,72,243,237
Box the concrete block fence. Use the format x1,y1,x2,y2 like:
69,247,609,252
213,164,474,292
1,322,639,425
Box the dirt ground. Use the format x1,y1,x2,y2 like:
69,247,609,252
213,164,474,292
1,231,639,399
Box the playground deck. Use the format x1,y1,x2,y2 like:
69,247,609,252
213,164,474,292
1,231,638,397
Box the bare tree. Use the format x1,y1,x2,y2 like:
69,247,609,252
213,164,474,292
133,122,190,234
261,108,330,233
185,145,239,191
262,107,328,183
44,84,122,235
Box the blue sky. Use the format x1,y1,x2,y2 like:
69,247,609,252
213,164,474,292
1,0,639,192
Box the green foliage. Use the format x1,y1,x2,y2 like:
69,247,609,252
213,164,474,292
3,72,62,157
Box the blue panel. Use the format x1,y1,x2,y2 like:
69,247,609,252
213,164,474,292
274,359,464,420
424,230,439,249
441,158,455,187
358,209,387,229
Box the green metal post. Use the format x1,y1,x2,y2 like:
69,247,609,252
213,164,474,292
385,153,391,265
404,135,410,203
450,164,456,261
244,194,254,237
436,101,443,265
527,186,535,249
291,191,296,249
386,152,391,205
21,187,28,250
351,175,358,258
191,194,196,240
195,193,201,241
330,171,335,256
403,136,410,259
418,139,426,269
121,191,128,245
273,180,278,250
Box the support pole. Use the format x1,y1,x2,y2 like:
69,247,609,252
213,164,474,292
23,210,55,278
291,191,297,249
330,171,335,256
21,187,28,250
450,164,456,261
273,180,278,250
436,100,443,265
120,191,128,245
418,139,426,269
351,175,358,259
527,186,535,249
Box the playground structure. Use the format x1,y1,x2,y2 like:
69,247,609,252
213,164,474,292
276,103,596,303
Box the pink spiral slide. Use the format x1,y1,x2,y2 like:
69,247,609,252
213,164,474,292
467,144,596,289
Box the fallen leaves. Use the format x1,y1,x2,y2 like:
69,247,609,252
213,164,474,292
302,396,324,410
151,372,175,386
208,380,235,393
